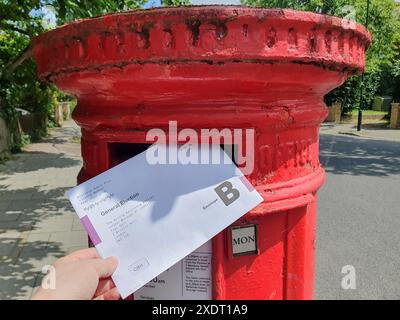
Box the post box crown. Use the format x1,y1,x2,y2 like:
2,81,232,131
32,6,371,82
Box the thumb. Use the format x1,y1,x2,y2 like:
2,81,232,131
90,257,119,279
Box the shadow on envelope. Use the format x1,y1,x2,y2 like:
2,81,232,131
107,143,240,222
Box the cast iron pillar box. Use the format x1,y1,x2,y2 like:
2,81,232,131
32,6,371,299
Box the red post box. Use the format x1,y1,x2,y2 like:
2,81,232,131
32,6,370,300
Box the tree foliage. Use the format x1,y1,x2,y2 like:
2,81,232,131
52,0,146,23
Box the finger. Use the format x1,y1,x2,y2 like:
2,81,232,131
95,279,116,297
90,257,119,279
66,248,101,261
94,287,121,301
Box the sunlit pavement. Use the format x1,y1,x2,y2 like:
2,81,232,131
0,121,86,299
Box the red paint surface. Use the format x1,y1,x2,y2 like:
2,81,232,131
32,6,370,300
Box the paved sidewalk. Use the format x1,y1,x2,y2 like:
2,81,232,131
321,122,400,142
0,121,87,299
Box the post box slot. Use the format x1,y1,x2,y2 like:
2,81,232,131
221,144,238,166
108,143,238,168
108,143,151,168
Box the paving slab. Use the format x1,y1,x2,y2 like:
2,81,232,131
49,231,88,251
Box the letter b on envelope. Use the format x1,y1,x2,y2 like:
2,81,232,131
214,181,240,206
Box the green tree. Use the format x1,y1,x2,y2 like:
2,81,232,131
242,0,351,14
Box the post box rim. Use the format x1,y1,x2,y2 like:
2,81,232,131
31,5,371,82
34,5,371,42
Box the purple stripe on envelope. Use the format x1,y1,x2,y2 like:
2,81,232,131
80,215,102,246
240,176,255,192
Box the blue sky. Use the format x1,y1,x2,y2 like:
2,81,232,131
142,0,161,9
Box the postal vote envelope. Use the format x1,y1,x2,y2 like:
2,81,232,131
66,144,263,299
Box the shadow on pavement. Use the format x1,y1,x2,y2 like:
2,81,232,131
0,151,81,176
0,125,83,299
0,237,64,300
0,183,77,299
0,185,74,232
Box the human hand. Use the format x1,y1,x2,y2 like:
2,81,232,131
32,248,119,300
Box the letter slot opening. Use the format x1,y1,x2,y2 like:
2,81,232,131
221,144,238,166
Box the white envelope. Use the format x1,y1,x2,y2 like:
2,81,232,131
66,144,263,299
